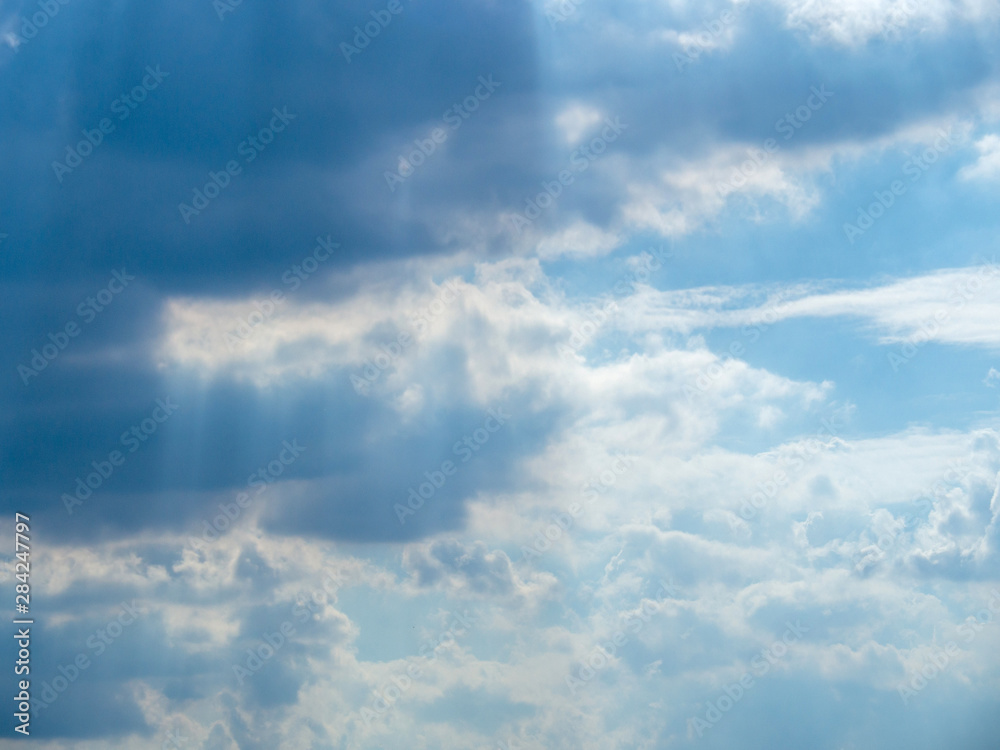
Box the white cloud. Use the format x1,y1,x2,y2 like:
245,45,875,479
74,244,1000,749
535,221,623,260
555,103,606,146
625,263,1000,350
577,111,972,243
769,0,992,46
959,133,1000,181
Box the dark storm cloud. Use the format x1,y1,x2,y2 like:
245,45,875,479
0,0,543,288
1,346,565,543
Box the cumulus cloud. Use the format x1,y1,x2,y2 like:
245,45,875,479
770,0,993,46
959,133,1000,180
6,0,1000,746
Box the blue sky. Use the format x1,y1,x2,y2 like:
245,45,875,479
2,0,1000,747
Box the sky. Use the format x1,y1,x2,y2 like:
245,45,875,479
1,0,1000,747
